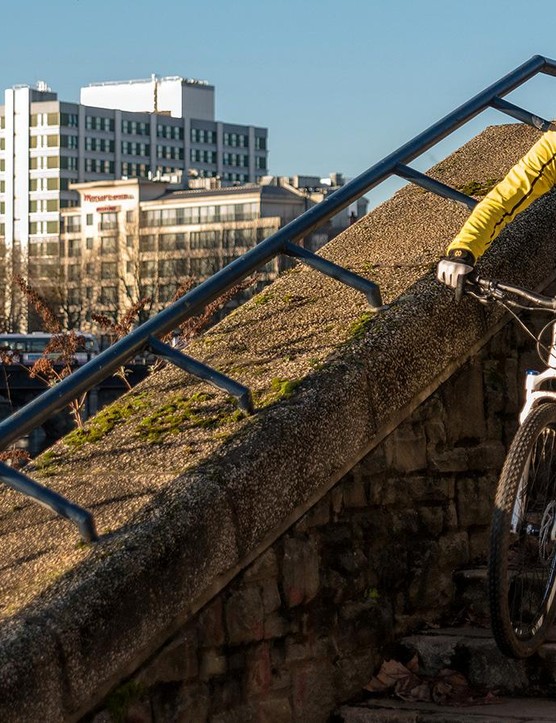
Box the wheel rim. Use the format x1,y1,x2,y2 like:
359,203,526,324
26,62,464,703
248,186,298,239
507,426,556,641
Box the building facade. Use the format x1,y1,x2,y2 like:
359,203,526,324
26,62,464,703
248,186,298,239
0,77,268,293
44,174,365,336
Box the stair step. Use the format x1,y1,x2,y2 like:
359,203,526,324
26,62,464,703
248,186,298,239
398,626,556,694
337,696,556,722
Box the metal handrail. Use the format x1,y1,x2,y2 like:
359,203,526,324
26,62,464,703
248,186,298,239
1,54,555,540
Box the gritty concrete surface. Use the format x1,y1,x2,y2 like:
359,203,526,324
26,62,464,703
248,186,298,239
338,697,556,722
1,123,556,720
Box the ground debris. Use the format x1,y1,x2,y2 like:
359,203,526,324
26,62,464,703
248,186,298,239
364,655,499,707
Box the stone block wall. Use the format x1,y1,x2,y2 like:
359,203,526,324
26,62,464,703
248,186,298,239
86,320,534,723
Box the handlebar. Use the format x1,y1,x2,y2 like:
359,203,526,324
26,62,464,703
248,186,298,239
464,275,556,311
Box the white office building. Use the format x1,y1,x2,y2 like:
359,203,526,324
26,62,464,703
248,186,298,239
0,76,268,259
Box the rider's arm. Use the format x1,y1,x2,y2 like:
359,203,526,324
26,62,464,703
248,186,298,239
446,129,556,261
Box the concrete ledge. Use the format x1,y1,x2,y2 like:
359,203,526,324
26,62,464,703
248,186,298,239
1,124,556,720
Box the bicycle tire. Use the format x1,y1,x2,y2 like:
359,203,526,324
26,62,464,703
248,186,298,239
489,402,556,658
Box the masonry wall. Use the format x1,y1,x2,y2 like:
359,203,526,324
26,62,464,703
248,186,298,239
83,315,535,723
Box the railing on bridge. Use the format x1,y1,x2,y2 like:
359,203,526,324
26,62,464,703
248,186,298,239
1,54,555,542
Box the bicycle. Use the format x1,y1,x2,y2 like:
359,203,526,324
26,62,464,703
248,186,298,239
464,274,556,658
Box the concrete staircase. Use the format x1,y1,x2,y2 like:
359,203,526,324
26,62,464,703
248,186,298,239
335,568,556,721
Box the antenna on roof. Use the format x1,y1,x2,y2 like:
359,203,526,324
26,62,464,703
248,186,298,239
152,73,158,113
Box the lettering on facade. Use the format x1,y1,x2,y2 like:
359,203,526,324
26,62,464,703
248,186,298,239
83,193,134,203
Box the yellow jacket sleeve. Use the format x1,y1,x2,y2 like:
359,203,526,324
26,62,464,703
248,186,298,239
447,129,556,261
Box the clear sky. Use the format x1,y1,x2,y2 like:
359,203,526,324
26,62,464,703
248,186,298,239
1,0,556,205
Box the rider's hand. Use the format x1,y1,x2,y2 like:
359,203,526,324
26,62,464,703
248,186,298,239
437,249,475,299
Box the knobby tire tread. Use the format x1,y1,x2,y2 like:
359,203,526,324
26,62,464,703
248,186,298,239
489,402,556,658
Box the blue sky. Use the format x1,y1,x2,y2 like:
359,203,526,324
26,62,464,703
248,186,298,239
2,0,556,204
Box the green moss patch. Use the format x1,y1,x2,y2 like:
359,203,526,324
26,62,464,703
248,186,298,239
64,393,149,450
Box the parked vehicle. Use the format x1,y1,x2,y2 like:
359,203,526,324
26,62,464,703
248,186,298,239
0,332,99,366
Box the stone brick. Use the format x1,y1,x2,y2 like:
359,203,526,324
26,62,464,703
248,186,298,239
282,536,320,607
428,447,468,473
358,447,387,476
329,487,343,518
417,506,443,537
225,586,265,644
256,697,293,723
264,612,290,639
468,526,490,561
424,418,447,448
243,548,279,582
466,441,506,471
443,501,458,531
342,475,368,508
442,362,487,442
245,642,272,697
152,682,209,723
292,660,335,722
139,629,198,685
456,476,495,528
197,597,224,648
200,648,227,679
438,531,469,570
261,579,281,614
384,422,427,473
295,497,330,532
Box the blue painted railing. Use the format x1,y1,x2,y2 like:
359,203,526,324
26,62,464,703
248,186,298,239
1,54,555,541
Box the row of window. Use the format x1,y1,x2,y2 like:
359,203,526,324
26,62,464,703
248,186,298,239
190,149,217,164
223,153,249,168
86,137,115,153
85,158,115,174
142,202,259,227
25,113,266,147
30,177,77,191
121,141,150,157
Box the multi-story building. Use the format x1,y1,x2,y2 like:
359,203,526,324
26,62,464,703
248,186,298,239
48,174,365,336
0,77,268,328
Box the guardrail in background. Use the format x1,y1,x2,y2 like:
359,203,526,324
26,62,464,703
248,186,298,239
1,54,555,541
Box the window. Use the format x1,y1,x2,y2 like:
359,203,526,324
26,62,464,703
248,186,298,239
47,177,59,190
100,212,118,231
101,262,117,279
126,235,134,247
86,214,93,226
121,141,150,156
157,124,184,140
85,137,114,152
255,136,266,151
191,148,217,164
61,113,79,128
65,216,81,233
67,288,81,305
223,153,249,168
101,237,117,254
223,132,248,148
60,156,78,171
159,233,186,251
86,238,94,250
67,263,80,280
140,260,157,277
121,120,150,136
86,116,115,132
126,211,134,223
256,156,267,170
139,235,156,252
100,286,118,304
68,239,81,257
85,158,115,174
190,128,217,144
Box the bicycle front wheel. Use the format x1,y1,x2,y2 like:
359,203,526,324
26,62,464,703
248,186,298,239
489,402,556,658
